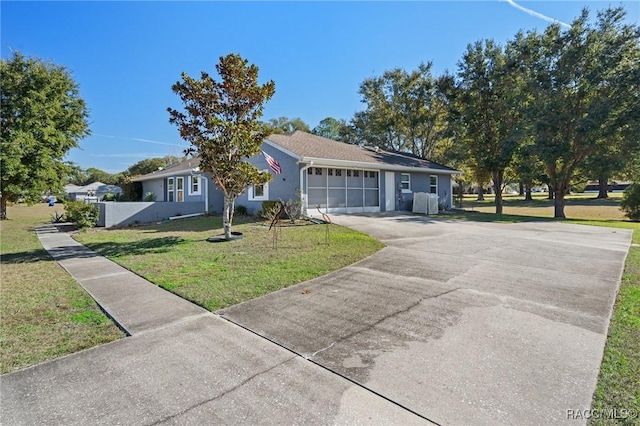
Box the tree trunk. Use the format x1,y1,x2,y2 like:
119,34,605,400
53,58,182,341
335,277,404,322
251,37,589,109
525,184,533,201
476,185,484,201
0,197,7,220
222,195,235,239
548,185,554,200
493,171,503,215
597,174,609,199
519,182,524,196
554,187,566,218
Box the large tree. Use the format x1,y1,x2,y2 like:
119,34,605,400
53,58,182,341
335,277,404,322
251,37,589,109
312,116,351,142
454,40,525,214
520,7,640,217
168,53,275,239
1,52,90,219
352,62,450,160
263,116,310,134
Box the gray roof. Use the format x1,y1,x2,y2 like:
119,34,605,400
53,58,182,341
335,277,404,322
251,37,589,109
132,158,201,182
267,131,460,173
134,132,460,182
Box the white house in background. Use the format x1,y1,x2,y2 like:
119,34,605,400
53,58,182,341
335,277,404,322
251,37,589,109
67,182,122,201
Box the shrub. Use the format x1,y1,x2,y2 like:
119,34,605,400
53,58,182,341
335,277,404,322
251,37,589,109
620,183,640,222
50,210,65,223
102,193,118,201
235,205,248,216
260,201,282,221
280,197,302,222
143,192,156,202
65,200,99,229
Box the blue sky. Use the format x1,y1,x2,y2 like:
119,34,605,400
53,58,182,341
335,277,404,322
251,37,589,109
2,1,638,173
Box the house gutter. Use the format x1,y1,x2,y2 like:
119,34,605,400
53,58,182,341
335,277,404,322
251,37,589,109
299,161,314,215
298,157,462,175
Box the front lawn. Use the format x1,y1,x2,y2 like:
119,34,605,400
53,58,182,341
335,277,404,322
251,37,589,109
74,216,384,311
0,204,124,374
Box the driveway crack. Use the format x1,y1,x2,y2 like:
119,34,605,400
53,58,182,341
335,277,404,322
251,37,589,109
147,357,294,425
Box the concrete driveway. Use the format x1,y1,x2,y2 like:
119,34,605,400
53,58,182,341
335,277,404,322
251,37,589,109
219,213,632,425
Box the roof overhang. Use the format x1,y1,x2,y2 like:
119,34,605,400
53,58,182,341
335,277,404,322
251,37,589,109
297,157,462,175
132,168,201,182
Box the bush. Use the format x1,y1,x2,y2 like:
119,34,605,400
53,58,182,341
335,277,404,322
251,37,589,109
234,205,248,216
143,192,156,202
65,201,99,228
620,183,640,222
280,197,302,222
102,193,118,201
260,201,282,221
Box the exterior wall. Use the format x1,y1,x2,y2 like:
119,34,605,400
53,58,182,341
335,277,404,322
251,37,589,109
143,180,165,201
235,144,300,214
394,171,453,211
97,202,205,228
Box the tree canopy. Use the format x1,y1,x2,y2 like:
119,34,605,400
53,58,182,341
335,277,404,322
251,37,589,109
168,53,275,239
0,52,90,219
518,7,640,217
351,62,450,161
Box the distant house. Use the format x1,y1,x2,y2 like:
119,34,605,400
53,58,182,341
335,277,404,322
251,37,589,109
67,182,122,201
133,131,461,216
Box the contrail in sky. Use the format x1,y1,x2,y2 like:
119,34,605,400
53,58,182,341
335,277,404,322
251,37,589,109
505,0,571,29
93,133,188,148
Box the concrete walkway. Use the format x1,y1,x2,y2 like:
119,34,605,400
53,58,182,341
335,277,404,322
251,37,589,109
0,224,429,425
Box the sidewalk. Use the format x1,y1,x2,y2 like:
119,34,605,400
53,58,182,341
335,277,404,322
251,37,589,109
0,225,429,425
34,224,208,335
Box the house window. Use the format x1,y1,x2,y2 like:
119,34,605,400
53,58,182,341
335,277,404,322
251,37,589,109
335,169,342,177
401,174,411,192
249,172,269,201
347,170,352,177
328,169,333,176
167,178,174,202
430,175,438,194
353,170,360,178
189,175,201,195
176,177,184,202
315,168,322,175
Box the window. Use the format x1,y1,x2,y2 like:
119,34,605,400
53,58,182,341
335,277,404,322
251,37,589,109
353,170,360,178
335,169,342,177
430,175,438,194
167,178,174,202
249,171,269,201
401,173,411,192
176,177,184,202
347,170,352,177
189,175,201,195
328,168,333,176
315,168,322,175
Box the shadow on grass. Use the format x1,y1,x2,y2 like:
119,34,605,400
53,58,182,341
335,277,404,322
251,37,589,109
439,211,555,223
1,236,185,264
113,215,259,234
83,236,185,257
0,248,53,264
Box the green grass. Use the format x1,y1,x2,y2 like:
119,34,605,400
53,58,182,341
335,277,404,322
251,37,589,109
0,204,124,374
448,195,639,424
75,216,384,311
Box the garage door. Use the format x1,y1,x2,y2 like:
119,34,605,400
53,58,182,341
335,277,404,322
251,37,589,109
307,167,379,213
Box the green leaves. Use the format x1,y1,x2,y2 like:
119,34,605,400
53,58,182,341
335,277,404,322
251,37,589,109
1,52,90,219
168,53,275,237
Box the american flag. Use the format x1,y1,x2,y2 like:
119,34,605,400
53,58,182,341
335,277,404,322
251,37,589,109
262,151,282,174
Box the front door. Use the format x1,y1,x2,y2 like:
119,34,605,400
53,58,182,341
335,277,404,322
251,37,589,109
385,172,395,211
